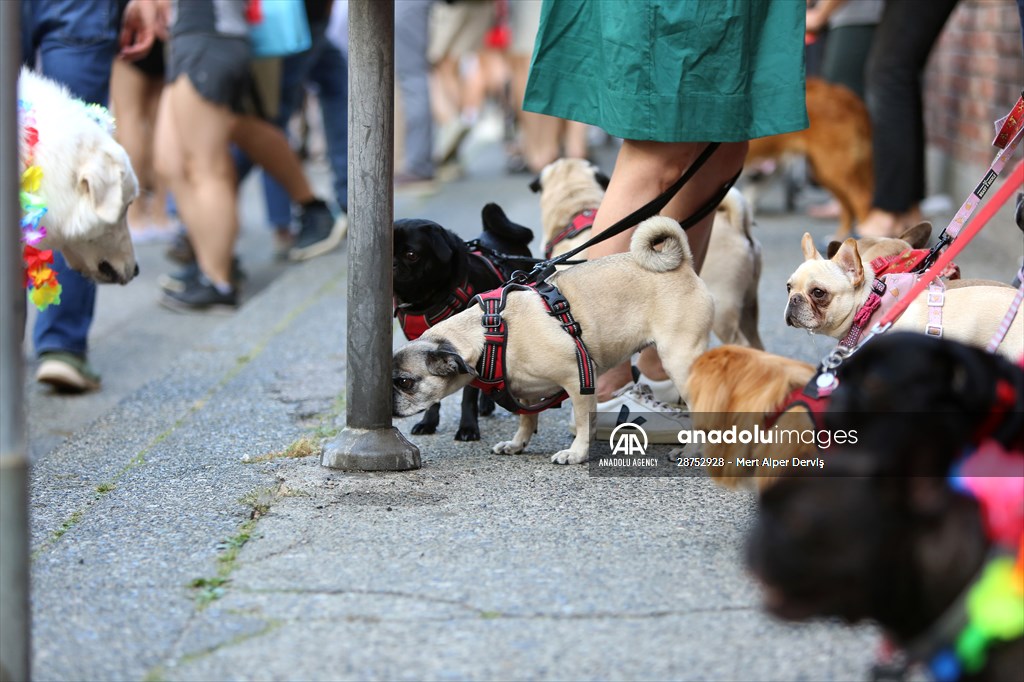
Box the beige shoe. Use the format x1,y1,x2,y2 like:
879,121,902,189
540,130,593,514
36,352,101,393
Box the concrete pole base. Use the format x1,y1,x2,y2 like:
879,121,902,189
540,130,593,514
321,427,421,471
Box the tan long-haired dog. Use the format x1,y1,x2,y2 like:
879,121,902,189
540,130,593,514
745,77,873,239
685,346,817,489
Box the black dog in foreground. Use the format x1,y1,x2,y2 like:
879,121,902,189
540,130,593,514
393,203,535,440
747,332,1024,682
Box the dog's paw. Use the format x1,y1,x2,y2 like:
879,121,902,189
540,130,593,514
454,425,481,442
551,449,588,465
411,422,437,435
492,440,525,455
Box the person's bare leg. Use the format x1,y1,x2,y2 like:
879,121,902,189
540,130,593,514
110,60,152,231
509,53,559,172
563,120,589,160
522,113,563,173
588,139,748,397
231,116,315,204
157,76,238,287
142,77,172,228
430,55,461,127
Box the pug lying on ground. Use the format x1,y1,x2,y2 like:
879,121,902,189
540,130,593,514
747,332,1024,682
785,234,1023,360
393,216,713,464
19,67,139,284
530,158,763,348
393,204,536,440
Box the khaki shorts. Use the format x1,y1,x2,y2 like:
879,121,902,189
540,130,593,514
428,0,496,64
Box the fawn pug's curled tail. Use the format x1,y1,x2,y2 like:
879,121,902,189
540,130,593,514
629,216,692,273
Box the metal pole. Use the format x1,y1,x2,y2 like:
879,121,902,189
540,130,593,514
0,0,32,678
322,0,419,470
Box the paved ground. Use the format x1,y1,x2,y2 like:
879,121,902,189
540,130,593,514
21,121,1023,681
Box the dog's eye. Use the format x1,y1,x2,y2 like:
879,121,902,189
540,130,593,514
394,377,416,392
786,283,792,293
811,288,826,299
403,250,419,263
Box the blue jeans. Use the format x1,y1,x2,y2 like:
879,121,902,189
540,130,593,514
22,0,120,358
263,22,349,227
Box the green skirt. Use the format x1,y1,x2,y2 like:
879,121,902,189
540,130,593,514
523,0,808,142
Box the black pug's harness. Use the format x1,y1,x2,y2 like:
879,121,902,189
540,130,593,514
464,143,740,414
396,247,524,341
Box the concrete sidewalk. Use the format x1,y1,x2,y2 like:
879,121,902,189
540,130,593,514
25,128,1024,681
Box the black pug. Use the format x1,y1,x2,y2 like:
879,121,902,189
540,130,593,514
747,332,1024,682
393,203,536,440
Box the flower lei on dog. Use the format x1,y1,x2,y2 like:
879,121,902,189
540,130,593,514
930,441,1024,682
19,99,60,310
18,98,116,311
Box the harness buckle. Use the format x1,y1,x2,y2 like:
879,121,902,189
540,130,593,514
481,313,503,329
563,321,582,337
549,299,570,314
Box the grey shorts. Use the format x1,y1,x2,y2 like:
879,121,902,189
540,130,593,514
167,33,258,115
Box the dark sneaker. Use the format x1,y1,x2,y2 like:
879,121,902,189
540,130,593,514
165,230,195,264
36,351,101,393
160,273,238,313
158,258,246,294
289,201,347,262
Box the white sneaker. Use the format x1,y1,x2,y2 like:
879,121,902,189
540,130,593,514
571,383,691,444
636,372,682,405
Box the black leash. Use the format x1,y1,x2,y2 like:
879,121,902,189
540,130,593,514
508,142,740,285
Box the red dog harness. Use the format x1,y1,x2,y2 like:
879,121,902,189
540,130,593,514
470,281,595,414
395,251,504,341
544,209,597,259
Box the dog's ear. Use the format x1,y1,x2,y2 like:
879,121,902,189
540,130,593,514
77,151,125,225
825,240,842,259
594,170,611,190
425,347,475,377
528,175,542,193
801,233,823,261
424,224,457,263
832,238,864,287
899,221,932,249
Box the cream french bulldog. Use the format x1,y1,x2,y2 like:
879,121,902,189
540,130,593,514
393,216,714,465
785,233,1023,360
530,157,763,348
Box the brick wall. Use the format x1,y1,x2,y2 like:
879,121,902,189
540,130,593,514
924,0,1023,172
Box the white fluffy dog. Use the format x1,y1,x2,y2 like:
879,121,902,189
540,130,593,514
18,67,139,284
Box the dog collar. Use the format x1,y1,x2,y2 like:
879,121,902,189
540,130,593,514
871,248,961,281
876,434,1024,682
470,281,595,414
394,251,505,341
18,98,61,311
544,209,596,259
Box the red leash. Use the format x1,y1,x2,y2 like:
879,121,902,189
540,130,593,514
860,95,1024,346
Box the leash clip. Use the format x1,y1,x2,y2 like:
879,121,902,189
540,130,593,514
823,345,852,371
